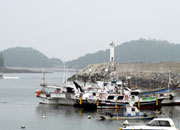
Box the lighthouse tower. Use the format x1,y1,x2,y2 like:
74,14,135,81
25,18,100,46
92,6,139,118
110,42,115,64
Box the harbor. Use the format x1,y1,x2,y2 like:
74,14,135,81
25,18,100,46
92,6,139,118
1,44,180,130
1,72,180,130
1,0,180,129
30,43,180,130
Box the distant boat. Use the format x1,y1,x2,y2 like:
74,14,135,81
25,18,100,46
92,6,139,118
0,73,3,79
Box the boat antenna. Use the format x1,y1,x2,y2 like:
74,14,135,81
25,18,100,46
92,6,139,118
63,62,65,83
40,68,46,89
122,80,125,95
65,66,69,83
168,70,171,90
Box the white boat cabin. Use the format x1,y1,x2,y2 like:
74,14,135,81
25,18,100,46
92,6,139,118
121,118,177,130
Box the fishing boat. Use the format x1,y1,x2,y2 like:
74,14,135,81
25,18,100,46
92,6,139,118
98,105,157,120
75,79,168,110
36,72,81,105
130,70,180,106
36,83,79,105
119,118,178,130
76,91,165,110
101,95,164,109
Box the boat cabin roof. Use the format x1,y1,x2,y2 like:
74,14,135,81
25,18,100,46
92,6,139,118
147,118,175,127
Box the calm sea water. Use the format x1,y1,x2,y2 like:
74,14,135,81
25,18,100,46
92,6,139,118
0,72,180,130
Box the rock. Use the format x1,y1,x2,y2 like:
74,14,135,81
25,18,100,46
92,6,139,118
68,63,180,89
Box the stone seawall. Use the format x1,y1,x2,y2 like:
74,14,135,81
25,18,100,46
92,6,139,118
68,62,180,89
116,62,180,73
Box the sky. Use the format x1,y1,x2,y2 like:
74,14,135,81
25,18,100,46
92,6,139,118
0,0,180,61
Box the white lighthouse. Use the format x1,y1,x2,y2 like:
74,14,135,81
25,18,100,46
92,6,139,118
110,42,115,64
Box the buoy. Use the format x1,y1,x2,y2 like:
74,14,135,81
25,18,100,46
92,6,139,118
118,127,122,130
21,125,25,129
42,114,46,118
88,115,91,119
36,90,41,97
123,120,129,126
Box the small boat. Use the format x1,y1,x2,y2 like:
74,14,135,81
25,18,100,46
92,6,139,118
119,118,178,130
0,73,3,79
98,105,157,120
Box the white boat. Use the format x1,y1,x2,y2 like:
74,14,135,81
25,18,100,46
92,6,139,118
36,72,81,105
119,118,178,130
76,90,166,110
36,82,79,105
74,79,169,110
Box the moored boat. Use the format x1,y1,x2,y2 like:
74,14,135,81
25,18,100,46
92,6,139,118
98,105,157,120
119,118,178,130
36,83,78,105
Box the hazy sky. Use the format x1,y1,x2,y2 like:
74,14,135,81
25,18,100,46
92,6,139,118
0,0,180,61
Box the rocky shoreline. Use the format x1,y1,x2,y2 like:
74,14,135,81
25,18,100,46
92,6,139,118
68,63,180,89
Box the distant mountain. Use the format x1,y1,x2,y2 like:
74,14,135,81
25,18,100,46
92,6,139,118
66,39,180,68
2,47,63,68
2,39,180,69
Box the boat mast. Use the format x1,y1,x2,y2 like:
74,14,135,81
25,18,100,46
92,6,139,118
40,68,46,91
168,70,171,90
122,80,125,95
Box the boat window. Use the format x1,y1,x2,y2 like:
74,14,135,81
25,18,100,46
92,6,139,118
66,87,75,93
117,96,124,100
147,121,160,126
159,121,171,127
147,121,170,127
107,96,114,100
132,108,135,111
131,92,139,96
125,108,126,112
111,81,116,84
93,93,96,96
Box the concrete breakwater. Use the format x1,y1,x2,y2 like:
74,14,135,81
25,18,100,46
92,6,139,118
68,62,180,89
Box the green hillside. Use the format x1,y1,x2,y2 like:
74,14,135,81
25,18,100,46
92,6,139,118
2,47,63,68
66,39,180,68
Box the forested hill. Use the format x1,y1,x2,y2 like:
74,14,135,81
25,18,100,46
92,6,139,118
66,39,180,69
2,47,63,68
2,39,180,69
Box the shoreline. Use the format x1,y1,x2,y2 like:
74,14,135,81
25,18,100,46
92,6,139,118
0,67,78,73
0,67,41,73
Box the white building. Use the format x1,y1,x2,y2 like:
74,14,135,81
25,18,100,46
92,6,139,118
110,42,115,64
